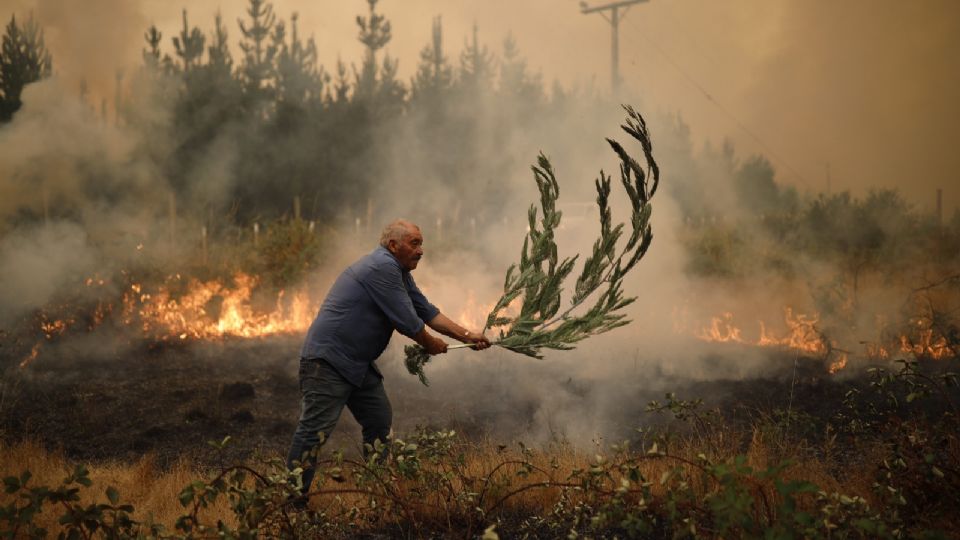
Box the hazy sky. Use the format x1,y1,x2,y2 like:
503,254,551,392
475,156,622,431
6,0,960,213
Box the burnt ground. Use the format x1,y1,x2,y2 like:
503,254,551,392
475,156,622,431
0,333,547,467
1,332,957,469
1,336,305,466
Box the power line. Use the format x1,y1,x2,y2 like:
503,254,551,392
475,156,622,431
615,10,813,188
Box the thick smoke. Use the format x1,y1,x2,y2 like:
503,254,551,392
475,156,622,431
0,222,94,325
0,76,173,327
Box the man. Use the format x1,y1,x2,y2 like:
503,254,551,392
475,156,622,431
286,219,491,497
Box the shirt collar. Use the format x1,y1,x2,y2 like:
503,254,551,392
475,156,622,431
376,245,407,272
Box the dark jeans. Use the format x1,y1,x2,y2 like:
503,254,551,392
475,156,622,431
286,358,392,495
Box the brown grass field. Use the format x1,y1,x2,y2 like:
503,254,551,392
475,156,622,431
1,422,906,538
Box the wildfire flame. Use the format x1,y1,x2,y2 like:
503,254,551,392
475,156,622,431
900,328,951,360
39,317,70,340
827,353,848,374
122,273,315,340
757,308,825,355
686,306,955,374
26,272,317,358
19,343,40,368
455,291,488,332
696,312,744,344
696,308,827,355
25,273,955,375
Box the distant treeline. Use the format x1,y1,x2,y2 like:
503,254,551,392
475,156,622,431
670,134,959,281
2,0,586,228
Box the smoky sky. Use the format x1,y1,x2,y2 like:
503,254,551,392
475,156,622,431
9,0,957,212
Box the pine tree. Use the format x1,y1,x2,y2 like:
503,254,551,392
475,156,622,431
274,13,323,111
499,32,543,104
329,57,350,105
458,22,493,95
376,52,405,113
142,24,175,75
238,0,278,112
162,10,245,206
410,16,452,103
172,9,205,72
353,0,391,100
143,25,162,68
0,13,52,122
207,12,232,79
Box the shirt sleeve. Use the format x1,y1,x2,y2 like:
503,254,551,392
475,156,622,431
360,260,425,337
404,273,440,323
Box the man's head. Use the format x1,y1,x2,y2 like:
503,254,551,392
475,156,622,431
380,219,424,271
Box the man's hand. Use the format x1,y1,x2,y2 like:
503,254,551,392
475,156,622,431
427,313,493,350
425,335,448,355
464,331,491,350
414,327,448,355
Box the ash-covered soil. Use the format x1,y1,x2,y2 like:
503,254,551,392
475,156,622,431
0,334,552,466
3,332,953,469
1,337,305,466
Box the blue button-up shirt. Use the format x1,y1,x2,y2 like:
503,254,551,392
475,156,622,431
301,246,440,386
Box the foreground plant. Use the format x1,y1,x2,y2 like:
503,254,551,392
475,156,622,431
4,418,945,539
406,105,660,385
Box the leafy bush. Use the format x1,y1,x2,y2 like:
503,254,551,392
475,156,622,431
255,217,326,288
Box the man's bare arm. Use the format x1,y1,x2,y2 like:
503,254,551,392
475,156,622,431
427,313,492,350
413,326,448,355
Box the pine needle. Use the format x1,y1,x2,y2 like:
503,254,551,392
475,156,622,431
406,105,660,386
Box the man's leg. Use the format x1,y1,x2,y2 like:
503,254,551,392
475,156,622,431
346,368,393,459
286,358,353,495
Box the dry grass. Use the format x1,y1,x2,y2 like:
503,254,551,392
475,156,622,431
1,427,885,536
0,438,237,533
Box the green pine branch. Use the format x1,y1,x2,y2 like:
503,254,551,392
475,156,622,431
406,105,660,385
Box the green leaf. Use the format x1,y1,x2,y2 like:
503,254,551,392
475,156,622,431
3,476,19,493
178,485,195,507
106,486,119,505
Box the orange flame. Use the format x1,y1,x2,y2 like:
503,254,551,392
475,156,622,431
122,273,315,340
900,329,951,360
40,317,69,340
697,308,827,355
827,353,848,374
696,312,745,344
19,343,40,368
757,308,826,355
455,291,521,335
865,343,890,361
456,290,494,332
687,305,955,374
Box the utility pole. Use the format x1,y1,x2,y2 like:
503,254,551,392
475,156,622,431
936,188,943,227
580,0,648,95
825,162,832,194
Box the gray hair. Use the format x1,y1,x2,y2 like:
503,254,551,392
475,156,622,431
379,219,418,247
